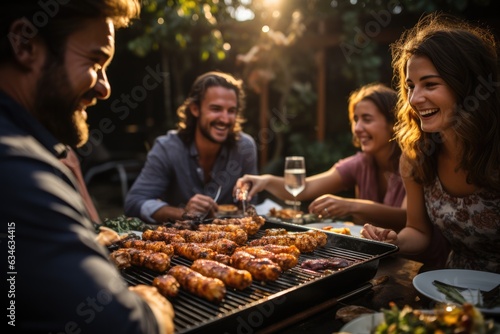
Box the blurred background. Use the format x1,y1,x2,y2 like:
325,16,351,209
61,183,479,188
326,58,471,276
81,0,500,218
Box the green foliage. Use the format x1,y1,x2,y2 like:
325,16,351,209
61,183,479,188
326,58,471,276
123,0,493,170
127,0,240,61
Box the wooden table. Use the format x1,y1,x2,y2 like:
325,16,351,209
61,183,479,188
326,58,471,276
257,255,427,333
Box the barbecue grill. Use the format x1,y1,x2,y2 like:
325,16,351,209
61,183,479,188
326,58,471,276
120,220,398,333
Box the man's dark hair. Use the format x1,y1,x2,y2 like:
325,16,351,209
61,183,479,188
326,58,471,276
0,0,140,63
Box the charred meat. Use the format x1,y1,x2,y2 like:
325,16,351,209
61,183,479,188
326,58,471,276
191,259,253,290
300,257,354,272
168,265,226,303
153,274,180,298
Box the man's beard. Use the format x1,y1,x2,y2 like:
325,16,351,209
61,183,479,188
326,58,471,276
33,57,89,148
199,121,230,144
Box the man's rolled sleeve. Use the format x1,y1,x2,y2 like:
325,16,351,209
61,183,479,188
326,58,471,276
140,199,168,223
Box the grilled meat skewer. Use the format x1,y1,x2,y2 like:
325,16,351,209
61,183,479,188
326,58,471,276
185,238,238,255
168,265,226,303
173,242,216,260
230,251,282,281
110,248,171,273
264,229,328,247
121,239,174,256
242,244,301,258
248,234,318,253
172,243,231,265
152,274,180,298
191,259,253,290
174,229,248,245
234,246,298,271
204,220,261,235
142,229,186,244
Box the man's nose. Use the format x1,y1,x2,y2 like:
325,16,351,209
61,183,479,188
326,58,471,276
95,70,111,100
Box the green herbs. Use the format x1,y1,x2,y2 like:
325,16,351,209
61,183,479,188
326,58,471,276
97,215,150,234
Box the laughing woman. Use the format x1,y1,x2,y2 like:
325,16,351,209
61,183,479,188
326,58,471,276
361,13,500,273
237,83,407,231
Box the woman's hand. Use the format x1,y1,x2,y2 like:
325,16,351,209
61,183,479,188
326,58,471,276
308,194,354,219
234,174,270,201
360,224,398,243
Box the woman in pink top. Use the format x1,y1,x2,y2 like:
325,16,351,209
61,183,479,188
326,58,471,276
237,83,406,231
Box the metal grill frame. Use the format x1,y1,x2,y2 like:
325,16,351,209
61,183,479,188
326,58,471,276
121,220,398,333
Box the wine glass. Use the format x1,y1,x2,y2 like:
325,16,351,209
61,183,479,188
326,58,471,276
284,156,306,216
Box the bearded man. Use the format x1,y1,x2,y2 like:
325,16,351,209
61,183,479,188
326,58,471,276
0,1,174,333
125,71,258,223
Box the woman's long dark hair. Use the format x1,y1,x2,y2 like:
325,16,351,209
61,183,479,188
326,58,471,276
392,12,500,190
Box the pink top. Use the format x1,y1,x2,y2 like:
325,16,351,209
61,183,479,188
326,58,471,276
334,152,405,207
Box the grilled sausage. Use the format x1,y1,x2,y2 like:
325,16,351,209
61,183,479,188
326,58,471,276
191,259,252,290
153,274,180,298
168,265,226,303
121,239,174,256
248,234,318,253
186,238,238,255
239,244,301,258
263,229,328,247
172,242,217,261
230,251,281,281
303,230,328,247
157,227,247,245
206,218,262,235
142,229,186,244
234,247,298,271
264,228,288,236
110,248,170,272
180,229,248,245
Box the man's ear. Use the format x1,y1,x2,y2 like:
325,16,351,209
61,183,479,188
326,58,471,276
189,102,200,117
7,18,44,69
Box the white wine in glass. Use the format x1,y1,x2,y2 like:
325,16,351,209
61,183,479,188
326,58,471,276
284,156,306,216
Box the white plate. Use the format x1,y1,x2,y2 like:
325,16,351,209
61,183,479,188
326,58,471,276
413,269,500,314
305,221,363,237
339,312,384,333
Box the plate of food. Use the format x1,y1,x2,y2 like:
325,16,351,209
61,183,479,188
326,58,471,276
217,204,239,215
267,207,303,220
306,221,363,237
413,269,500,314
339,303,498,333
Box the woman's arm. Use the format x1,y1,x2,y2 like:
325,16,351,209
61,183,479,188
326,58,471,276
309,195,406,231
236,166,348,202
394,174,433,254
361,173,432,255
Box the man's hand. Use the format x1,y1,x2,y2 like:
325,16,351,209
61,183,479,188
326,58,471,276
184,194,218,218
129,284,175,334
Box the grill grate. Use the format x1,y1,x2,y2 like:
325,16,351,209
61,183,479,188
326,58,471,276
120,221,397,333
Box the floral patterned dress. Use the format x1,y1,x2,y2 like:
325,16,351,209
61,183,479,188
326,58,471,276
424,177,500,273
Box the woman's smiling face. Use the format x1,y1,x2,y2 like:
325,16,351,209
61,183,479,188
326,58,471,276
351,99,394,156
405,54,457,134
